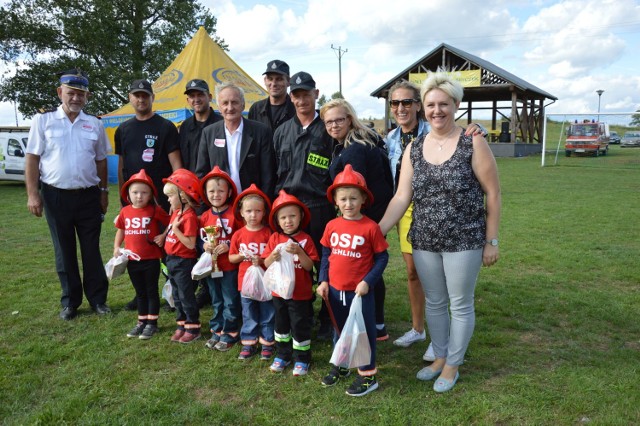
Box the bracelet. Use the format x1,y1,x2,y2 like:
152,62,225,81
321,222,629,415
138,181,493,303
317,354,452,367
99,187,109,192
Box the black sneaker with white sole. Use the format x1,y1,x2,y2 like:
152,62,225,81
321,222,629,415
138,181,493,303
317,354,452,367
126,322,146,338
139,324,158,340
346,375,378,397
321,365,351,387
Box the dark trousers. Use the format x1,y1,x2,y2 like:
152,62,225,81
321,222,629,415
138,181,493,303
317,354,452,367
127,259,161,321
328,286,376,372
165,255,199,330
306,201,336,326
41,183,108,309
272,297,312,363
375,276,386,326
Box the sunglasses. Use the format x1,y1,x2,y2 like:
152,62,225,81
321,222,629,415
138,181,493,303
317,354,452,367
389,99,419,108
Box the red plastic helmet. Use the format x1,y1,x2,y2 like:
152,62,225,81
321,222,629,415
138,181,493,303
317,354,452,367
120,169,157,203
269,189,311,232
326,164,374,208
199,166,238,207
162,169,202,204
232,184,272,223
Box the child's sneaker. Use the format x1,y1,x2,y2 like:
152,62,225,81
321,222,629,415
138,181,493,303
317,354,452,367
139,324,158,340
260,345,274,361
214,341,235,352
376,326,389,341
204,333,221,349
170,328,185,342
269,357,291,373
238,345,257,360
126,322,146,338
179,331,201,344
346,375,378,397
292,362,309,376
321,365,351,387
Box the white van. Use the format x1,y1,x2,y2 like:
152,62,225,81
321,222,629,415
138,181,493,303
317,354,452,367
0,127,29,182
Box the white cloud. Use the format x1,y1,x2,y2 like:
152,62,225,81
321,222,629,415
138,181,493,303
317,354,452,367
1,0,639,125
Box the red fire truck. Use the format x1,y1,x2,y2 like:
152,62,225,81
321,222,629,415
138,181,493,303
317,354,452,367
565,120,610,157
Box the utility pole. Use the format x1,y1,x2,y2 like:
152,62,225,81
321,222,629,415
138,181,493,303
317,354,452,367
331,44,347,95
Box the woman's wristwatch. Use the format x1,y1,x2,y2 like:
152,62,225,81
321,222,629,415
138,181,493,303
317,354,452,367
486,238,499,246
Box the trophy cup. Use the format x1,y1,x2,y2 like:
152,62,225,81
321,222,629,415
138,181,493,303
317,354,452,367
203,225,223,278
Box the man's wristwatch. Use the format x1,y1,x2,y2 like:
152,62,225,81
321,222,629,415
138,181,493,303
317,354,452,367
99,186,109,193
486,238,499,246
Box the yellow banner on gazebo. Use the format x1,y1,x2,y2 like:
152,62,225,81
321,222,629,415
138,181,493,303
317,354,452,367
409,70,481,87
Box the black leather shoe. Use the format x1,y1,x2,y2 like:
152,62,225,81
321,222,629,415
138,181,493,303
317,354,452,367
59,306,77,321
92,303,111,315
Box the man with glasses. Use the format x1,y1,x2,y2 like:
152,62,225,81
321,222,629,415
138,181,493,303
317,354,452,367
248,60,296,134
272,71,335,341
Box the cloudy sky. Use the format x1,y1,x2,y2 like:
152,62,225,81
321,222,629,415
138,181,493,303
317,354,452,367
2,0,639,126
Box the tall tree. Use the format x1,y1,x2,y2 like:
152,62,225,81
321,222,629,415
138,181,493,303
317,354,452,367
0,0,227,117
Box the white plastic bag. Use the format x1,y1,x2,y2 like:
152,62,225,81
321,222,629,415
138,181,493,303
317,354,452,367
105,249,139,280
162,279,175,308
241,264,271,301
330,295,371,369
191,252,213,280
263,242,295,299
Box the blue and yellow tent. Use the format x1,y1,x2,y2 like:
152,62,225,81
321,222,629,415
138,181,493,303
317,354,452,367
102,26,267,148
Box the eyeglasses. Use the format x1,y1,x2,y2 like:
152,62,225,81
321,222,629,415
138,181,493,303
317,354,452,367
325,117,347,128
389,99,419,109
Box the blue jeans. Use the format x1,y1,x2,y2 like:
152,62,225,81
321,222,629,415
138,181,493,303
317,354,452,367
240,296,275,346
413,249,483,366
206,270,240,343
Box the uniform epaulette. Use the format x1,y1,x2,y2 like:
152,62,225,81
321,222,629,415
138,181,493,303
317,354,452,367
85,112,101,120
39,107,57,114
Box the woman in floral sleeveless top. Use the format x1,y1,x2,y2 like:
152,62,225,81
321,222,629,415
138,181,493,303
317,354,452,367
380,70,501,393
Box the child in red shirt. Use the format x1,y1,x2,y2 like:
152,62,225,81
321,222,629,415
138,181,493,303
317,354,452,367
198,166,242,351
262,190,319,376
317,165,389,397
162,169,203,344
228,184,274,360
114,169,170,340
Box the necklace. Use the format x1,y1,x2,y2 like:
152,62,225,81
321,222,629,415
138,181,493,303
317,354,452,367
428,127,458,151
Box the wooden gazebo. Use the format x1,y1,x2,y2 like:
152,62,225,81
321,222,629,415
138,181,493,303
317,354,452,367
371,43,557,148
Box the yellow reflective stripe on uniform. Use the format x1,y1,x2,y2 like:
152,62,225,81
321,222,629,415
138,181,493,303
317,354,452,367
275,332,291,343
306,152,329,169
292,339,311,351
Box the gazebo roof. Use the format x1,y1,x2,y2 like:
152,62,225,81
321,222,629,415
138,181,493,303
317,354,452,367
370,43,557,102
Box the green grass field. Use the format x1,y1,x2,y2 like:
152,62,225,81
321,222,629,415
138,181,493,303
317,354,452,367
1,148,639,425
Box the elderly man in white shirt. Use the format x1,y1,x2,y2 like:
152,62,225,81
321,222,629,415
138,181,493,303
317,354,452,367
25,68,111,320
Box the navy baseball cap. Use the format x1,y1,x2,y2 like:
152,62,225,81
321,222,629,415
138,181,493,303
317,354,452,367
184,79,210,94
289,71,316,92
129,79,153,95
263,60,290,77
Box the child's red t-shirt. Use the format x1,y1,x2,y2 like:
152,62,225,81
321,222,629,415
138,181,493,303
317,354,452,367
115,205,170,260
262,231,319,300
164,208,199,259
199,207,240,272
320,216,388,291
229,226,272,291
